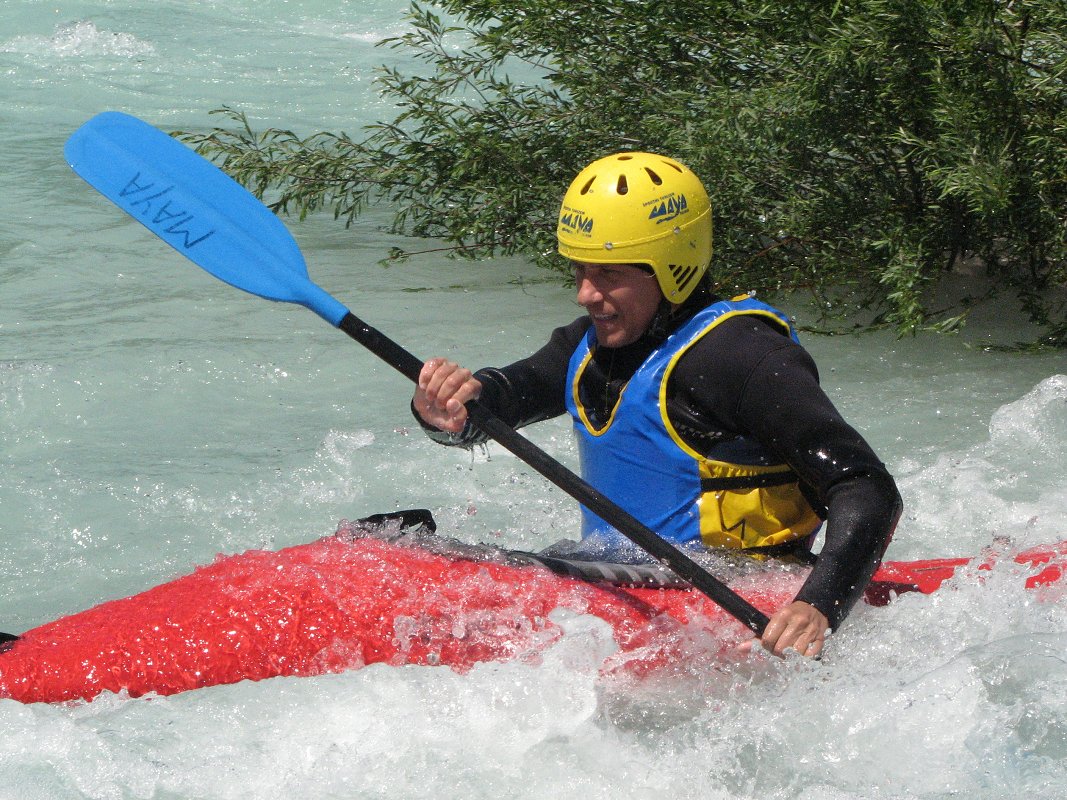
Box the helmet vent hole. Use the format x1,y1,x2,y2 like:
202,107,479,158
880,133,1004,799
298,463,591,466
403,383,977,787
644,168,663,186
580,177,596,195
617,175,629,195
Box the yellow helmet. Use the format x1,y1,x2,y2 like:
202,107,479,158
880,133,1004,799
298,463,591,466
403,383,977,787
556,152,713,303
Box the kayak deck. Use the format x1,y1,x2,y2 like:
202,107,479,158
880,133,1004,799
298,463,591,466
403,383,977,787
1,513,1064,704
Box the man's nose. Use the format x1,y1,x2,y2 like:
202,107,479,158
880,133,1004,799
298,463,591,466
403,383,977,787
576,275,601,306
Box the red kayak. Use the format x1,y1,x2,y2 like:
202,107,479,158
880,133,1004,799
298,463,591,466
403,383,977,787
2,512,1065,704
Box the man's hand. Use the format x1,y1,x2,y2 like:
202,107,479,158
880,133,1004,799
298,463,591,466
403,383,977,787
413,358,483,433
759,600,829,658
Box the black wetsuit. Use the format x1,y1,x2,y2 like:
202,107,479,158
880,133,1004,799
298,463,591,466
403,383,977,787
418,293,902,629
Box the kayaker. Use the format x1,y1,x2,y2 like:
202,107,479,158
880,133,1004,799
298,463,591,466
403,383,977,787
411,152,902,659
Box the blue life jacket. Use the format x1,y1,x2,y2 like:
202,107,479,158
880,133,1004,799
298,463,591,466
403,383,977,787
565,296,822,551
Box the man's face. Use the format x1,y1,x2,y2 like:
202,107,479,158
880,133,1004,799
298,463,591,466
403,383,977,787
573,262,663,348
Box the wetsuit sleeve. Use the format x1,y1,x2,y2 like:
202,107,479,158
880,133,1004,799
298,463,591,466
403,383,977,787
414,317,589,447
672,316,902,629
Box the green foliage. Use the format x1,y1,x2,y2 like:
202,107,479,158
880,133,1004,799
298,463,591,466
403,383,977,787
179,0,1067,340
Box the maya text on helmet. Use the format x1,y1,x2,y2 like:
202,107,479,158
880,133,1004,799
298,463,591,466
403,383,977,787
557,152,713,304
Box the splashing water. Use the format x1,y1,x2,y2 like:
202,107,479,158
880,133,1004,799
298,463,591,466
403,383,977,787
1,21,156,59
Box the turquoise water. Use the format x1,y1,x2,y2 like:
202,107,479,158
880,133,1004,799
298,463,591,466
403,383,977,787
2,2,1066,797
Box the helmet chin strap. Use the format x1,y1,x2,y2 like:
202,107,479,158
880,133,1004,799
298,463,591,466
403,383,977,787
644,273,717,344
643,298,676,344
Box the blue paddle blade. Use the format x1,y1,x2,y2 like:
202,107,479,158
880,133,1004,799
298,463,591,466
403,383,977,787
64,111,350,327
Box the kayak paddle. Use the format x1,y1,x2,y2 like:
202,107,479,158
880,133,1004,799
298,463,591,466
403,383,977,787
63,111,771,636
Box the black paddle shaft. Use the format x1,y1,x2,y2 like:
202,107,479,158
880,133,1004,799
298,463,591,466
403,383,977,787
338,312,771,635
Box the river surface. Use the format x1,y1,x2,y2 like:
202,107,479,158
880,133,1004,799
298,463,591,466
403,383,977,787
2,2,1066,798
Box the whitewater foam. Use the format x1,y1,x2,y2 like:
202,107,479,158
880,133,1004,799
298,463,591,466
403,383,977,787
2,21,155,59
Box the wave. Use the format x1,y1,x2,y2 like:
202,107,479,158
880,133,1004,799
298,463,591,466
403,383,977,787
1,20,155,59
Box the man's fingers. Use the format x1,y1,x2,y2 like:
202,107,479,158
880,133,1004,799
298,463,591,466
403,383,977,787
760,601,829,659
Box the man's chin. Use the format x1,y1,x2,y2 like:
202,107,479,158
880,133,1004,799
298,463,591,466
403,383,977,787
592,321,637,347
